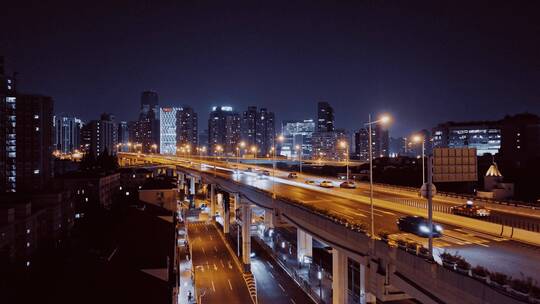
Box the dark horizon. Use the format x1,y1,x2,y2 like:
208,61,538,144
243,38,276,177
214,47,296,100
2,1,539,136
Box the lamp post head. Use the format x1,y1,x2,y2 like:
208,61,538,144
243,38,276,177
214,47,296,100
239,141,246,148
277,134,284,142
379,114,391,125
412,135,423,143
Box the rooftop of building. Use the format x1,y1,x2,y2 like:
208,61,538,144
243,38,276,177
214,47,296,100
140,178,176,190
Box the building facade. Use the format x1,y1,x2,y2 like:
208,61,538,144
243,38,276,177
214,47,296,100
117,121,129,152
137,91,160,153
53,115,83,153
159,107,181,155
176,106,198,149
208,106,240,155
0,93,54,193
281,119,315,158
81,113,118,157
311,129,347,160
317,101,334,132
432,121,501,156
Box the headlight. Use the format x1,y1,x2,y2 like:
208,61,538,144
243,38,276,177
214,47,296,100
435,225,443,232
419,225,430,233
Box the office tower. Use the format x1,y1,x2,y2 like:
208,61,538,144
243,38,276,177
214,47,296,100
389,137,406,157
312,128,347,160
499,113,540,167
354,128,370,161
255,108,275,156
81,113,118,157
317,101,334,132
159,107,182,155
373,124,389,158
177,106,198,149
432,121,502,156
1,93,54,193
241,106,258,146
281,119,315,158
53,115,83,153
208,106,240,155
138,91,160,153
117,121,129,152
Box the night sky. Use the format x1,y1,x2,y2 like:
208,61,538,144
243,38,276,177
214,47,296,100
2,0,539,136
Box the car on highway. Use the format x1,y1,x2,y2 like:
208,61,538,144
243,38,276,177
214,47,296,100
319,180,334,188
262,170,271,176
397,216,443,237
257,173,266,179
450,200,490,217
245,167,253,172
305,180,315,185
288,172,298,179
340,181,356,189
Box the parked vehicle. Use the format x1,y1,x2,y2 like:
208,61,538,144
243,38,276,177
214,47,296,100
397,216,443,237
319,180,334,188
450,200,490,217
340,181,356,189
288,172,298,179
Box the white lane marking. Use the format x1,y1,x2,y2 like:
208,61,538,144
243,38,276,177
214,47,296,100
210,235,213,240
266,261,273,268
107,247,118,261
214,246,218,253
228,279,233,290
220,259,225,268
290,299,297,304
214,263,218,270
228,261,233,269
278,283,286,292
269,272,275,279
212,280,216,292
202,247,206,255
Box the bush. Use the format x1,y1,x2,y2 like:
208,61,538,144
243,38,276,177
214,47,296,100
510,277,533,294
455,257,471,270
472,265,488,277
440,251,456,262
396,239,407,247
419,246,429,255
407,242,418,250
490,272,509,286
530,285,540,298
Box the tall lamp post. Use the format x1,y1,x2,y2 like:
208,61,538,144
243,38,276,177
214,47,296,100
237,141,246,175
272,135,284,199
412,135,426,184
366,114,391,239
339,140,349,180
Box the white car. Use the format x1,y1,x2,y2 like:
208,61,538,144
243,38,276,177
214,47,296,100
319,181,334,188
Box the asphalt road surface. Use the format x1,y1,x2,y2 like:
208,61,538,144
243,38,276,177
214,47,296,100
188,221,252,304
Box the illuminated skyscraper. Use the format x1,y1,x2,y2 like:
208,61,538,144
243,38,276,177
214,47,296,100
208,106,240,155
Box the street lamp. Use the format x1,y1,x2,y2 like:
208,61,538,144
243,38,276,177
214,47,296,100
151,144,157,154
237,141,246,175
272,135,284,199
365,113,392,239
127,142,132,152
412,135,425,184
339,140,349,180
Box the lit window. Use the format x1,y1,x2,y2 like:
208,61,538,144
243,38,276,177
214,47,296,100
26,229,30,234
26,242,30,248
33,169,40,174
34,115,39,119
35,127,39,131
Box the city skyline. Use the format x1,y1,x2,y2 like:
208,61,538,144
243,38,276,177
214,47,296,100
2,1,539,137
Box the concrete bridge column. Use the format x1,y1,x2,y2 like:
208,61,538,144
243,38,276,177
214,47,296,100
210,184,216,220
241,202,252,272
189,177,196,195
217,193,223,218
297,229,312,263
223,192,230,234
232,193,240,219
332,248,348,304
354,257,376,304
264,209,275,229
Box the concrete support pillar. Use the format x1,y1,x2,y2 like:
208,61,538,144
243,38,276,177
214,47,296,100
297,229,312,262
210,184,216,220
264,209,275,229
332,248,348,304
223,192,230,234
217,193,223,217
241,203,252,272
189,177,195,195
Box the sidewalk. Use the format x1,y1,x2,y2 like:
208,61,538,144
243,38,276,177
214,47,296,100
178,213,195,304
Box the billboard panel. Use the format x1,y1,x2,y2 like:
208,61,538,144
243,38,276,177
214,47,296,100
433,148,477,182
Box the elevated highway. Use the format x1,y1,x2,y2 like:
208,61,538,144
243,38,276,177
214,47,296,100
119,152,540,304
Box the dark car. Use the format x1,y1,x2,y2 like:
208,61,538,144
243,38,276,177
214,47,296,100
340,181,356,189
397,216,443,237
262,170,271,176
288,172,298,179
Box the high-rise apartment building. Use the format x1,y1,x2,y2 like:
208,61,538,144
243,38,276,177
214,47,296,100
281,119,315,158
159,107,182,155
177,106,198,149
317,101,334,132
312,129,347,160
354,128,369,161
374,124,390,158
241,106,275,156
53,115,83,153
499,113,540,167
117,121,129,152
137,91,160,153
208,106,240,155
241,106,258,146
81,113,118,157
